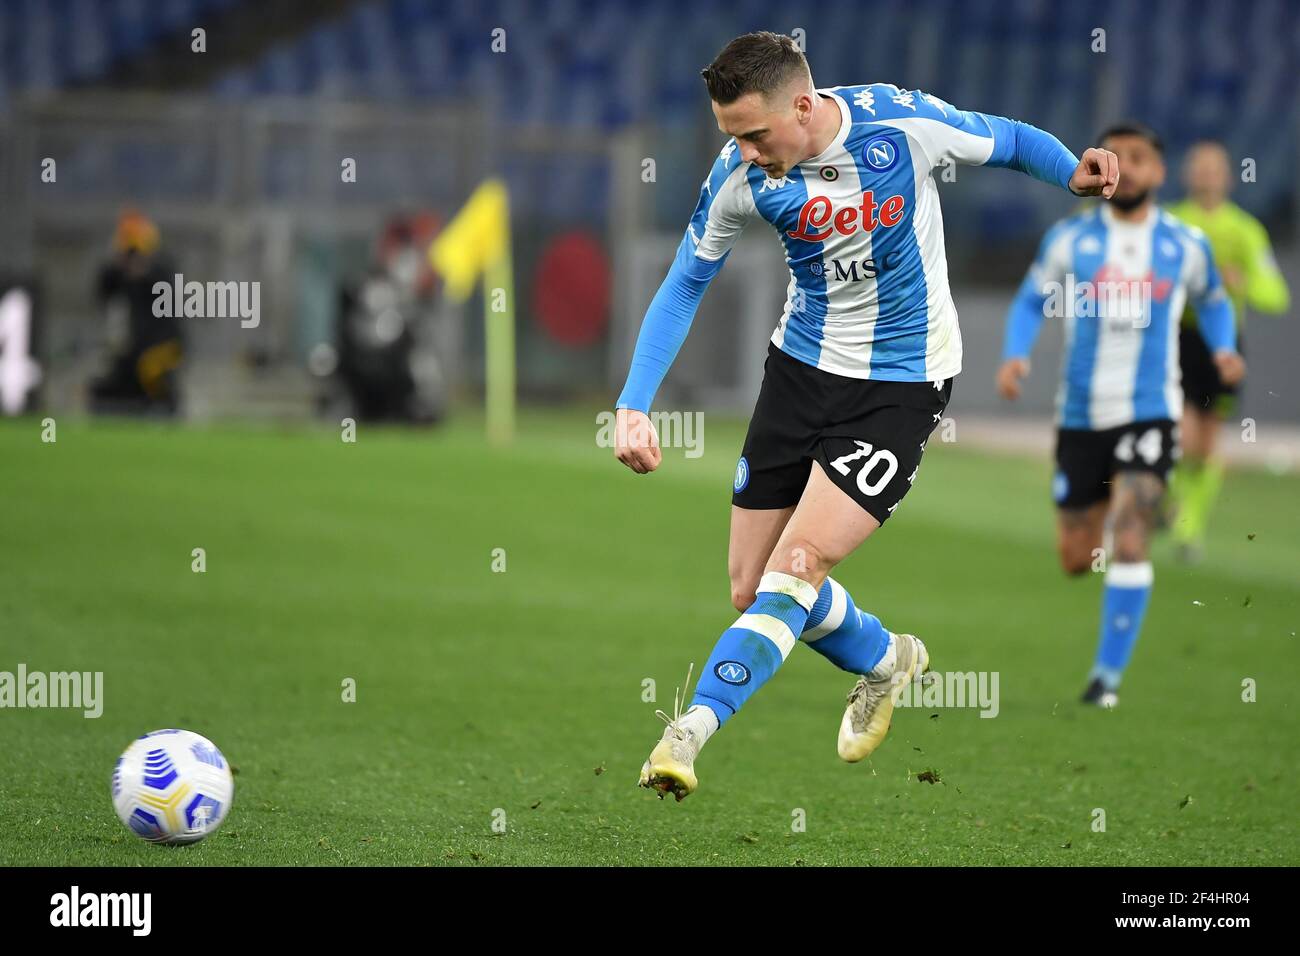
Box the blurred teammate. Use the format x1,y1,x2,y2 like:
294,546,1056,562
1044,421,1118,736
997,124,1244,708
1166,142,1290,559
613,32,1119,799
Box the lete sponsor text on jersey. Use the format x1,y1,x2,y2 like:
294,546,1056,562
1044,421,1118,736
786,190,906,242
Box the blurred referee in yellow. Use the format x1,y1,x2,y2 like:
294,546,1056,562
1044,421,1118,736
1167,142,1290,559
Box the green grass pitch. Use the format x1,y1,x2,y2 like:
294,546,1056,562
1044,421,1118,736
0,410,1295,866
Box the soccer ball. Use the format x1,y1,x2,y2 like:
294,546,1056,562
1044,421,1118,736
111,729,234,844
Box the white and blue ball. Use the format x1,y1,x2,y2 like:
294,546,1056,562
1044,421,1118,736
111,729,234,844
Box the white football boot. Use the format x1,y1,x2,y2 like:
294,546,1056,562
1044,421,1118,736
639,665,703,802
838,633,930,762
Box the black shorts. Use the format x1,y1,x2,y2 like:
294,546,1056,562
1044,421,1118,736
1053,418,1179,510
732,343,953,524
1180,325,1242,414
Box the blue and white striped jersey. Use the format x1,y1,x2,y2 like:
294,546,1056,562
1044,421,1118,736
617,83,1081,413
1003,204,1236,430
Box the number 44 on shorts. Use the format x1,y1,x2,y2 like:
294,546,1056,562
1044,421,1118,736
1116,426,1163,465
829,441,899,496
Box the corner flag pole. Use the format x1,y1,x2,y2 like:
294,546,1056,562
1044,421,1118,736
484,209,515,447
428,179,515,445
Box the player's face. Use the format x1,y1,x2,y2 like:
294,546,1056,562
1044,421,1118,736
712,87,812,179
1102,134,1165,210
1183,143,1231,204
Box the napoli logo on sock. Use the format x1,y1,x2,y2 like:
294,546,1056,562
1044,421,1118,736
863,135,899,172
714,661,751,685
733,456,750,493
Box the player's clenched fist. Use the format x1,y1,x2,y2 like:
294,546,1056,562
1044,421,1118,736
1213,350,1246,387
614,407,662,474
996,357,1031,401
1069,147,1120,199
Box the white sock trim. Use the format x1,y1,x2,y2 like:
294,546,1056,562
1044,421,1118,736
803,576,847,643
1107,561,1153,588
756,571,820,612
867,631,896,679
734,612,797,659
682,704,719,743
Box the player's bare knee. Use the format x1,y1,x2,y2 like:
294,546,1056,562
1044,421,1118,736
730,583,757,613
1058,542,1092,576
1056,506,1104,576
768,537,830,582
727,564,759,612
1061,555,1092,576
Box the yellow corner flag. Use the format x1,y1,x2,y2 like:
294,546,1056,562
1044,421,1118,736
428,179,515,445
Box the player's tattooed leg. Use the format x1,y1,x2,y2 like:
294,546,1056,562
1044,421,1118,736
1109,471,1165,563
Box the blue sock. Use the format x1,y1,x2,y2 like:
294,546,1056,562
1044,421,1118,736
802,577,891,674
1090,562,1153,690
691,572,819,726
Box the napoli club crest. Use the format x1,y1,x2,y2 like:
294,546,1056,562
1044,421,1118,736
863,135,899,172
715,661,751,685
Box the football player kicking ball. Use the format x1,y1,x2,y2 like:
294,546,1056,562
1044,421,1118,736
613,31,1118,800
997,123,1244,709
